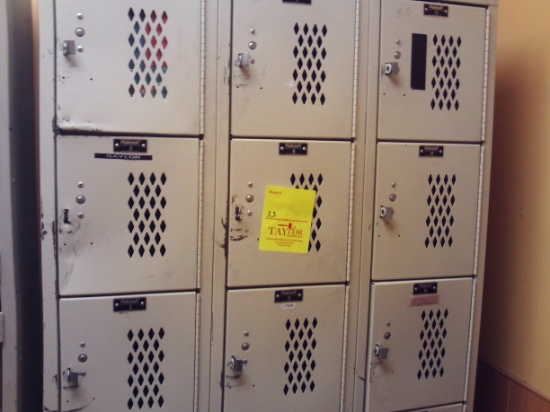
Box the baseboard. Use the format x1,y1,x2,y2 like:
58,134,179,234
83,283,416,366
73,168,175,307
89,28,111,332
475,360,550,412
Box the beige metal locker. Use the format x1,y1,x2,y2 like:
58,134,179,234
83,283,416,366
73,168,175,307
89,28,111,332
57,136,200,296
372,143,480,281
224,285,345,412
228,139,352,287
56,0,202,135
231,0,356,138
367,278,473,412
378,0,486,142
59,293,196,412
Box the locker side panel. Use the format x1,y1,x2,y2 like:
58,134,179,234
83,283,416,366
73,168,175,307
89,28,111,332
56,0,202,135
367,278,473,412
228,139,351,287
231,0,356,138
60,293,196,412
372,143,480,280
378,0,486,142
57,136,200,295
224,285,345,412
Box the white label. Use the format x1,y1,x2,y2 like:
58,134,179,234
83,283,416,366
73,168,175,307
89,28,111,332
281,302,296,310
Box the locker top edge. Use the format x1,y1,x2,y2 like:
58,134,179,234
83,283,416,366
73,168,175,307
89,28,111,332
417,0,498,7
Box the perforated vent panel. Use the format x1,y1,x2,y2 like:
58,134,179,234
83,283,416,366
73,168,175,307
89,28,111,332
430,35,461,111
425,174,456,248
418,309,448,380
283,318,318,395
127,328,166,409
128,8,169,99
292,24,327,105
127,172,168,258
290,173,324,252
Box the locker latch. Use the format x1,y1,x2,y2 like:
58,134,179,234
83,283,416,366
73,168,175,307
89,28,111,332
230,355,245,374
237,52,250,68
63,40,76,56
379,206,394,223
374,344,389,360
384,62,399,76
226,355,247,386
64,367,86,389
235,206,243,222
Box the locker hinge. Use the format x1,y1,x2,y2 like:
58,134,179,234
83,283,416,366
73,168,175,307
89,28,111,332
0,312,4,343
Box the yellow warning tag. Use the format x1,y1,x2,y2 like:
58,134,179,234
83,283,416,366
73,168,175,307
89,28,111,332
259,186,316,254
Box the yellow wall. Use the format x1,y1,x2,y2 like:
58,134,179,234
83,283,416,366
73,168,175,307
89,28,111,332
479,0,550,397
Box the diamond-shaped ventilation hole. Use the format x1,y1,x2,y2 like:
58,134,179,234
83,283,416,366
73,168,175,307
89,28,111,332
292,23,328,105
284,318,318,396
418,310,448,380
127,172,168,258
128,8,169,98
127,328,166,409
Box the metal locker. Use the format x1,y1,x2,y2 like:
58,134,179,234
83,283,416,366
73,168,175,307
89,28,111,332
57,136,200,296
378,0,486,142
56,0,202,135
59,293,197,412
228,139,352,287
372,143,480,280
231,0,356,139
224,285,345,412
367,278,473,412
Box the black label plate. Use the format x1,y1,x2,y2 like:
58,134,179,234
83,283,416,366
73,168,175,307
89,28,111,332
114,297,147,312
95,153,153,161
413,282,438,295
275,289,304,303
419,145,444,157
279,143,308,155
424,3,449,17
283,0,311,4
114,139,148,153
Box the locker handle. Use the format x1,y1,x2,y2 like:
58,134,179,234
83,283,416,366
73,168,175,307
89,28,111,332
64,367,86,389
63,40,76,56
374,344,389,360
235,206,243,222
237,52,250,68
226,355,247,384
379,206,394,223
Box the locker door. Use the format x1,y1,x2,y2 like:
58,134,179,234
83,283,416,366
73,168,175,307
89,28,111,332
60,293,196,412
367,278,472,412
372,143,480,280
224,285,345,412
57,136,200,296
231,0,356,138
228,139,351,287
56,0,201,135
378,0,486,142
